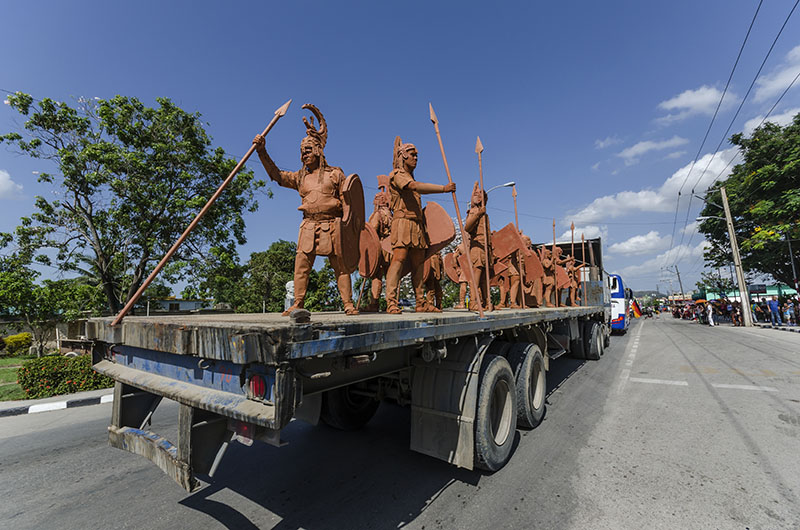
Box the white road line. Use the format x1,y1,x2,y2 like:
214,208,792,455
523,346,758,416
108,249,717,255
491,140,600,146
618,369,631,394
28,402,68,413
711,383,778,392
617,321,645,395
629,377,689,386
625,360,633,366
100,394,114,404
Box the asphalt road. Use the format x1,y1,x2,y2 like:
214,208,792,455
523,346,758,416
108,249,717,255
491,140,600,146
1,316,799,529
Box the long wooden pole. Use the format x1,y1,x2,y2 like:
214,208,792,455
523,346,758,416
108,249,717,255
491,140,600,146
430,104,484,317
475,137,491,311
512,184,526,308
112,99,292,326
552,219,558,308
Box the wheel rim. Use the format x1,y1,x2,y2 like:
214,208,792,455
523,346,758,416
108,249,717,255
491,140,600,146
531,357,545,410
490,379,513,446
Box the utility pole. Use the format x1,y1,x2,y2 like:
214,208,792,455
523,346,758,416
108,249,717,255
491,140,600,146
673,265,685,301
720,186,753,327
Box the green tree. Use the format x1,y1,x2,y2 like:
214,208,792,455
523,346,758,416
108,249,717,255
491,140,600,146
1,92,266,313
699,113,800,285
0,256,103,356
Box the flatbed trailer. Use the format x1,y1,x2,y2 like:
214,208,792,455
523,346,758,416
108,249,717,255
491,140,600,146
90,300,610,491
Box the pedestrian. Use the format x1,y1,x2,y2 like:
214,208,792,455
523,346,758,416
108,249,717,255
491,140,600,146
707,302,715,327
767,296,782,326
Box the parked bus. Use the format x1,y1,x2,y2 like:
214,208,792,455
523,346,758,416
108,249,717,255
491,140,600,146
608,273,631,333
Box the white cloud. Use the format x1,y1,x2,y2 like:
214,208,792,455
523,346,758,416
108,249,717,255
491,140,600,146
681,221,700,236
664,150,687,160
558,225,608,243
608,231,670,256
0,170,22,198
595,135,622,149
591,162,601,171
570,147,738,225
742,107,800,136
754,45,800,103
617,136,689,166
656,85,735,124
616,240,709,279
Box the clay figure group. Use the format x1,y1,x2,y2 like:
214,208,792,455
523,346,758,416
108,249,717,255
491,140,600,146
254,103,586,316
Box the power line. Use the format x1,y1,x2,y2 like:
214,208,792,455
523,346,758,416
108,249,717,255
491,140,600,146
669,0,799,269
663,0,764,271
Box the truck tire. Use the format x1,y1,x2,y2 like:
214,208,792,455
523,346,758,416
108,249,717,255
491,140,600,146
569,327,585,359
320,385,380,431
583,321,603,361
475,355,517,471
508,343,546,429
603,324,610,348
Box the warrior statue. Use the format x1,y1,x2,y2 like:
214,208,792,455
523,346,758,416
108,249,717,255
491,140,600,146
253,104,360,316
424,251,444,310
565,254,583,306
464,182,493,311
452,246,468,309
385,138,455,314
496,253,521,309
540,246,556,308
365,178,392,312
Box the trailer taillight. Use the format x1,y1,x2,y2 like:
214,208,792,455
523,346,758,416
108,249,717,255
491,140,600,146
249,374,267,399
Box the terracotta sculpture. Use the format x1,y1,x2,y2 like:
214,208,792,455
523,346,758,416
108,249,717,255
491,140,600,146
444,247,469,309
385,138,455,314
496,254,521,309
253,104,360,316
539,246,557,308
464,182,493,311
565,255,583,306
520,233,545,308
424,252,444,310
364,178,392,312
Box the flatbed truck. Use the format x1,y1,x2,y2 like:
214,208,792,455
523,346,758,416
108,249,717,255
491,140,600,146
89,240,611,492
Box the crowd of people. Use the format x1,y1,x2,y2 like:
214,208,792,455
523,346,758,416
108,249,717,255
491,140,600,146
670,295,798,327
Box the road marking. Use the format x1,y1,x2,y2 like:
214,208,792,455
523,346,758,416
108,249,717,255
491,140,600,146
629,377,689,386
760,369,777,377
617,322,644,395
28,402,68,413
711,383,778,392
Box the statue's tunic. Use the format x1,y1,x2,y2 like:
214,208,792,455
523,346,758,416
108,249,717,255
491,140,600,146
274,166,345,256
464,207,491,268
389,168,428,249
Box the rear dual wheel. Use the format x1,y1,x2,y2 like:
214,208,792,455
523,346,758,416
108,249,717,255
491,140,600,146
508,343,546,429
475,355,517,471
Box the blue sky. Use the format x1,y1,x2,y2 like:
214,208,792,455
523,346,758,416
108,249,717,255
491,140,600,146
1,0,799,293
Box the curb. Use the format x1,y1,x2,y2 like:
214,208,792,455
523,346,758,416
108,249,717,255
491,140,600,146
755,323,800,334
0,393,113,418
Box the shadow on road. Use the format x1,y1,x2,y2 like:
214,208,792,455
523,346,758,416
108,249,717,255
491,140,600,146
178,353,598,529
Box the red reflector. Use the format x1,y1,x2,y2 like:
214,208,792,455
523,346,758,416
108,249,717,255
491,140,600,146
250,375,266,398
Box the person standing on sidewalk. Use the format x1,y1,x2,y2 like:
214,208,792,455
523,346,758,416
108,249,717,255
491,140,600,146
767,296,782,326
707,302,715,327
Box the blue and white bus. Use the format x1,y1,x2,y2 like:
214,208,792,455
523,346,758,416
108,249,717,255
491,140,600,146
608,274,631,333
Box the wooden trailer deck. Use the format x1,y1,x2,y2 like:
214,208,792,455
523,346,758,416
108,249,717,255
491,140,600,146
87,306,603,364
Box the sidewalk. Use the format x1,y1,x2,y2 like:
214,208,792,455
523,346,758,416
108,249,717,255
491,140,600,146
0,387,113,418
755,322,800,334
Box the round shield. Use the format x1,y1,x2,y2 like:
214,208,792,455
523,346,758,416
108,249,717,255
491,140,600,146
423,201,455,257
339,174,365,273
443,252,461,283
359,223,382,278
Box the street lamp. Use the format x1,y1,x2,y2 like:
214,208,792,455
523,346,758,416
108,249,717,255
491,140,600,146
486,181,515,194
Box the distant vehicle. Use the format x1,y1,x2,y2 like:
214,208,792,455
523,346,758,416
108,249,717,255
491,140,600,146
609,274,631,333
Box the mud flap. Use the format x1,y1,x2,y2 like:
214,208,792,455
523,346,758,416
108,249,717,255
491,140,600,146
409,336,494,469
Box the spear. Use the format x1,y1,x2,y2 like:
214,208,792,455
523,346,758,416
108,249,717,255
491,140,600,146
512,184,526,308
430,103,484,317
571,222,575,257
552,219,558,307
475,137,491,311
112,99,293,326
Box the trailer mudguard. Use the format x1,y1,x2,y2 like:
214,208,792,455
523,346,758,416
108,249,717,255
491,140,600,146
410,335,495,469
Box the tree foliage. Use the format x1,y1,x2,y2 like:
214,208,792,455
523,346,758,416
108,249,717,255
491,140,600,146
1,92,265,313
699,113,800,286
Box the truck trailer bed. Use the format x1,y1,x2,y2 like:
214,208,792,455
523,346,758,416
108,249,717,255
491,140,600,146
87,306,602,364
